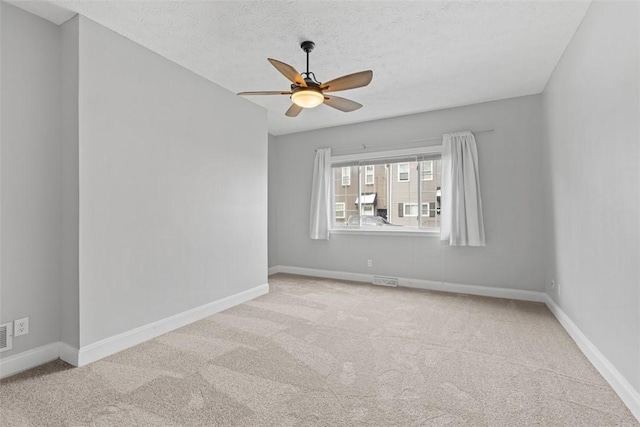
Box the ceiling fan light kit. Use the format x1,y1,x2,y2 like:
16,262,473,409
238,40,373,117
291,89,324,108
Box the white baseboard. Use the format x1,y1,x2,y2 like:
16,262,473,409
268,266,281,276
544,295,640,421
76,283,269,367
0,342,60,379
3,271,638,423
0,283,269,377
270,265,546,302
401,277,546,302
58,342,79,367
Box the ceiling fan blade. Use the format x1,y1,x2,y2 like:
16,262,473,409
323,95,362,112
267,58,307,87
237,91,292,96
285,103,304,117
320,70,373,92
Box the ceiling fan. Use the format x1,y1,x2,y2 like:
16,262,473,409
238,41,373,117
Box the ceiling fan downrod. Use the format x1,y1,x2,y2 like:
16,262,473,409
300,40,316,82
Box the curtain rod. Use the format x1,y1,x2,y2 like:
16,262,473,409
316,129,494,153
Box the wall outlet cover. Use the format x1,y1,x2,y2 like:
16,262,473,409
15,317,29,337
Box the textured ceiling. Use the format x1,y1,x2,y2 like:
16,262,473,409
10,0,591,135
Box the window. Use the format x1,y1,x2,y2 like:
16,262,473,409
403,203,418,217
342,167,351,186
330,146,442,232
365,165,374,185
398,163,410,182
422,202,436,218
421,160,433,181
362,205,374,216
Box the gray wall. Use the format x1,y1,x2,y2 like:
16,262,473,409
0,3,62,355
268,133,278,269
60,15,80,349
76,17,268,346
1,4,268,356
542,1,639,391
270,95,547,291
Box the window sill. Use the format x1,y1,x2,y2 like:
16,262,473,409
330,227,440,237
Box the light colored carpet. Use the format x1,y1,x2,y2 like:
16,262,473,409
1,274,637,426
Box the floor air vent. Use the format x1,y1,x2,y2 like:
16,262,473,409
0,322,13,353
372,276,398,287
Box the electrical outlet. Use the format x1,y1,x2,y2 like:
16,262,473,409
14,317,29,337
367,259,373,267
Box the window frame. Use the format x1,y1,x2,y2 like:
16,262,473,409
421,202,436,218
397,163,410,182
364,165,374,185
341,167,351,186
421,160,434,181
361,204,374,216
403,203,418,217
329,146,442,236
335,202,346,219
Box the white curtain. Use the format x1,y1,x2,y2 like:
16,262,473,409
309,148,332,240
440,131,485,246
